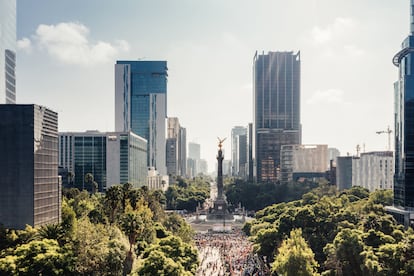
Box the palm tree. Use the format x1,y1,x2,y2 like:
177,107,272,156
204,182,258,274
120,211,143,275
105,185,123,223
37,223,65,245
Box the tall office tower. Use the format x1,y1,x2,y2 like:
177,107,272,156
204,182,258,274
166,117,187,177
0,0,16,104
253,51,301,182
231,126,248,176
188,142,201,176
393,0,414,212
248,123,254,181
115,61,167,175
59,131,147,191
0,105,60,229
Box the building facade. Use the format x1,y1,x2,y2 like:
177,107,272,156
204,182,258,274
147,167,169,191
231,126,248,177
166,117,187,178
0,0,16,104
280,144,328,184
253,51,301,182
0,105,60,229
248,123,254,181
188,142,201,177
59,131,147,191
336,152,393,192
393,0,414,210
115,61,167,175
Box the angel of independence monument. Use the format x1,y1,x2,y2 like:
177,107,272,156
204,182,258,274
207,138,234,221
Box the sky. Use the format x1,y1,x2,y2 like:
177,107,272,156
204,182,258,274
16,0,409,172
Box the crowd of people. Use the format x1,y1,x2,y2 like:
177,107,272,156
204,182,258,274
194,228,269,276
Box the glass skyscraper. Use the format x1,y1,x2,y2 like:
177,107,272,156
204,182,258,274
253,51,301,183
115,61,167,175
393,0,414,210
0,0,16,104
0,105,60,229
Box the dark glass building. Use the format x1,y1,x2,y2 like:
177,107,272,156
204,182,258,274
253,51,301,182
0,105,60,229
393,0,414,209
115,61,167,175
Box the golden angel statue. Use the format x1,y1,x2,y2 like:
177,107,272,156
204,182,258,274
217,137,227,150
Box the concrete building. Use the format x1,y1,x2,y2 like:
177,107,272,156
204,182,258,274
147,167,169,191
115,61,167,175
0,0,16,104
328,148,340,166
59,131,147,191
166,117,187,178
280,144,328,184
253,51,301,182
0,105,60,229
336,152,393,192
336,156,355,191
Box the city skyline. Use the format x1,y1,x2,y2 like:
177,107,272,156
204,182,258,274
16,1,408,170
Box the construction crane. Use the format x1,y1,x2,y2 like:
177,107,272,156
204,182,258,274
376,126,392,151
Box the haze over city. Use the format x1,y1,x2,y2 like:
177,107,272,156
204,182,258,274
16,0,407,170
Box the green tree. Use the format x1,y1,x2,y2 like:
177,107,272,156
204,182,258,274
37,223,65,245
272,228,319,276
0,239,73,275
71,217,126,275
105,185,123,223
143,235,198,274
119,203,155,275
84,173,98,193
324,228,365,276
136,250,190,276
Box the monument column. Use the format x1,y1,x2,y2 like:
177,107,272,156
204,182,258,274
217,147,224,199
207,138,233,221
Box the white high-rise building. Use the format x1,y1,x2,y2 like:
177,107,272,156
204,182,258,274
336,151,393,192
0,0,16,104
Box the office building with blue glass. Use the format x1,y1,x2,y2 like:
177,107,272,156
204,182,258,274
0,0,16,104
115,61,167,175
253,51,301,183
0,105,60,229
388,0,414,226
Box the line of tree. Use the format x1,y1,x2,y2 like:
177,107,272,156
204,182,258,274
245,185,414,275
0,183,198,275
165,176,210,212
225,178,321,211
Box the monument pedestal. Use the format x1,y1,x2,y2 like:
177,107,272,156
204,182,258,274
207,197,234,221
